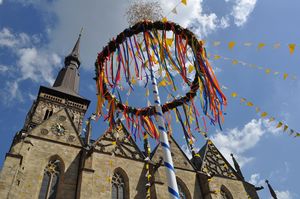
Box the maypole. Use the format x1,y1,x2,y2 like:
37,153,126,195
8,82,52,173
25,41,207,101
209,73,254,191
148,60,179,198
95,20,226,199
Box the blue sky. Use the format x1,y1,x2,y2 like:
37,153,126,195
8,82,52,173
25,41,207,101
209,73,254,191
0,0,299,198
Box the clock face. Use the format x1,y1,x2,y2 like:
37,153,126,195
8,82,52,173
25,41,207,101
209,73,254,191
51,123,66,136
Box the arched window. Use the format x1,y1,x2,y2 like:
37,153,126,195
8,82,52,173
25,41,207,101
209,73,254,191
176,177,191,199
220,185,233,199
39,159,62,199
43,109,53,120
43,110,50,120
111,168,129,199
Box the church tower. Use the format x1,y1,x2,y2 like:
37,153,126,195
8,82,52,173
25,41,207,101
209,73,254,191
0,32,262,199
0,33,90,199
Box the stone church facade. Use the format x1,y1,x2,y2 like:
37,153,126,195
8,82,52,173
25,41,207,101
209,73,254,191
0,34,261,199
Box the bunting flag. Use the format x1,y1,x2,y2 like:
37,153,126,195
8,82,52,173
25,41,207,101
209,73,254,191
289,43,296,54
227,89,300,138
210,54,297,81
143,132,152,199
164,0,188,20
181,0,187,5
171,7,177,14
257,43,266,49
228,41,235,50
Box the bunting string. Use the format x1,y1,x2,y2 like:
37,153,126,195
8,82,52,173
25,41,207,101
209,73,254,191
162,0,188,22
203,40,298,55
209,54,297,81
224,86,300,137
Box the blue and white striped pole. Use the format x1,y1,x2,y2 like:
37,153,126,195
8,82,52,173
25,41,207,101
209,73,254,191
149,68,180,199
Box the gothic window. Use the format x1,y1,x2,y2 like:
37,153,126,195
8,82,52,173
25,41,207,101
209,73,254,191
111,168,129,199
176,177,191,199
39,159,61,199
43,110,50,120
43,109,53,120
220,185,233,199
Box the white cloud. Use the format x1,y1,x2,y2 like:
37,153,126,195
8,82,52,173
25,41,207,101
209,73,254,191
0,27,62,103
0,64,9,73
211,119,281,167
249,173,264,186
0,28,31,48
17,48,60,84
274,190,293,199
0,0,3,5
231,0,257,26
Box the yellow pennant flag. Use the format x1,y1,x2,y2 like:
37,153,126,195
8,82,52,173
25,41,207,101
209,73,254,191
265,69,271,74
246,102,254,106
232,60,239,65
269,117,275,122
158,79,168,87
276,122,283,128
261,112,268,117
125,100,129,106
214,55,221,60
283,125,288,132
188,64,194,73
166,38,173,47
112,141,117,145
162,17,168,22
258,43,266,49
131,76,137,85
181,0,187,5
288,44,296,55
228,41,235,50
231,92,238,98
295,132,300,137
171,7,177,14
145,88,149,97
213,41,221,46
283,73,288,80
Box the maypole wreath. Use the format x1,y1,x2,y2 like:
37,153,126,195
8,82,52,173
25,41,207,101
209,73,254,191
95,20,227,199
95,20,226,136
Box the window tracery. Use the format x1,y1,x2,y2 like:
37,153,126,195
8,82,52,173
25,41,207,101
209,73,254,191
39,160,61,199
111,172,125,199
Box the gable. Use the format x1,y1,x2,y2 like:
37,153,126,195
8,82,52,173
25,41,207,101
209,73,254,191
197,140,239,180
92,122,145,161
28,108,83,147
151,136,195,170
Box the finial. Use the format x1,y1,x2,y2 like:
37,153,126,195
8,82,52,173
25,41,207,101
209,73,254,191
265,179,278,199
79,27,83,37
231,153,244,180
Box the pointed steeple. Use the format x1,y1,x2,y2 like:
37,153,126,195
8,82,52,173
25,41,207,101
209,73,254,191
52,30,83,97
64,28,82,67
266,180,278,199
230,153,244,180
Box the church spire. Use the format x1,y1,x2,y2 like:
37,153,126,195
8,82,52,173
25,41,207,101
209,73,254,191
52,30,83,96
64,28,82,67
